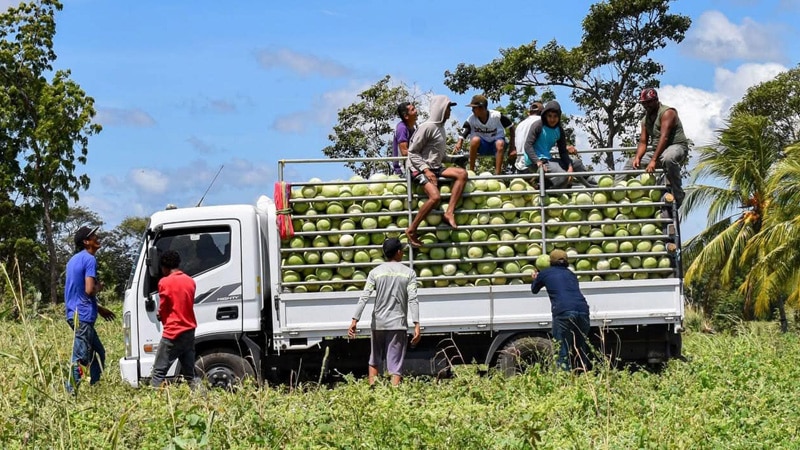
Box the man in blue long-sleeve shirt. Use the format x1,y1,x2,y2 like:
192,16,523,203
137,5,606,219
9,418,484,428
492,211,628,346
531,250,592,372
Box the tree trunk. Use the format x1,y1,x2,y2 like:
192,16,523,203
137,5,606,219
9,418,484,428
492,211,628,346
778,296,788,333
42,195,58,304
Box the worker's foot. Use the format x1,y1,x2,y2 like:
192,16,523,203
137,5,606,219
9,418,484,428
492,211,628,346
442,213,458,229
405,230,423,248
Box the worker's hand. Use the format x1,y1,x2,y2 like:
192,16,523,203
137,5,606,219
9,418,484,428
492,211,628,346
645,160,657,174
537,161,548,172
531,270,538,280
411,324,421,347
348,319,358,338
98,305,116,322
567,145,578,155
632,156,641,169
425,170,438,186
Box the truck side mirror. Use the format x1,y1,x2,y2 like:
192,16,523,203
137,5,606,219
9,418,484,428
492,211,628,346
145,293,158,312
147,247,160,278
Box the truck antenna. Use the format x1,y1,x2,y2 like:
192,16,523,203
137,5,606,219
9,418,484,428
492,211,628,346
196,165,224,207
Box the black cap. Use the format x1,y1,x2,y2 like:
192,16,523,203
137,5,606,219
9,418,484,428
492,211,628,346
466,94,488,108
74,226,99,250
382,237,404,259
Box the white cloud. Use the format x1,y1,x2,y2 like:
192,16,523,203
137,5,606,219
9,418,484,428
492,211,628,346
713,62,788,102
684,11,783,64
255,48,351,78
272,83,368,133
92,158,278,226
96,107,156,127
655,63,787,148
129,168,169,195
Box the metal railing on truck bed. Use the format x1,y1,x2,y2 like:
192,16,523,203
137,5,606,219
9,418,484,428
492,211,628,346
276,148,681,294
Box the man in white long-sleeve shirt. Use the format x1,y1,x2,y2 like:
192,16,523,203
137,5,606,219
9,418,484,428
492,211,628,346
348,238,421,386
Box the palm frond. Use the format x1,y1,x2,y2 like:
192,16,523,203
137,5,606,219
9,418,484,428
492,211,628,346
680,185,744,226
684,218,744,285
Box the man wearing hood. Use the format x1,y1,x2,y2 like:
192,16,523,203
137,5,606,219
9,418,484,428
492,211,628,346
405,95,468,247
515,101,594,189
618,88,690,206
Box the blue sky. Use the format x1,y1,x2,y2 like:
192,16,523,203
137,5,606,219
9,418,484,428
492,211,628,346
4,0,800,239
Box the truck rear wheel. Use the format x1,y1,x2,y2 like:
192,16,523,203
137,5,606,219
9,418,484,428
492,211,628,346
195,350,256,389
495,336,554,376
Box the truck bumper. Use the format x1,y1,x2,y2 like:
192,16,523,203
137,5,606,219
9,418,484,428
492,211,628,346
119,357,140,387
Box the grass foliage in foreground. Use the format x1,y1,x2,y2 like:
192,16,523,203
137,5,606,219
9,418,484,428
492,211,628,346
1,303,800,449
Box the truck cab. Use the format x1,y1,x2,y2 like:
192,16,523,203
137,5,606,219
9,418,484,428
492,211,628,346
120,204,270,387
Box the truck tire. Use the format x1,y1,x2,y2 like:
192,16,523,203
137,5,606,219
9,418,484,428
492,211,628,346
494,336,554,376
195,350,256,389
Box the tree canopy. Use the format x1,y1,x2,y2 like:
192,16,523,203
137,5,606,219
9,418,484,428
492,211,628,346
1,0,101,303
322,75,415,178
444,0,691,169
730,65,800,150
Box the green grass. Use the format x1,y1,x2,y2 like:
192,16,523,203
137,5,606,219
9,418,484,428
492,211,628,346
2,302,800,449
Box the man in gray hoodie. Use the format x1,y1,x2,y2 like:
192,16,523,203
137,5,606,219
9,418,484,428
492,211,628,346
405,95,468,247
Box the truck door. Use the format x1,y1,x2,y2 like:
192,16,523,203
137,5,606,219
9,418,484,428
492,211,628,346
137,221,242,379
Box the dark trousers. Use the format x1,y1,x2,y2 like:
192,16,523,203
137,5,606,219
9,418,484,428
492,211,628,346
67,319,105,389
150,329,196,387
552,311,591,371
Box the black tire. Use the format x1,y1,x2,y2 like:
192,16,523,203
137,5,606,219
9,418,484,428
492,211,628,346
494,336,554,376
195,350,256,389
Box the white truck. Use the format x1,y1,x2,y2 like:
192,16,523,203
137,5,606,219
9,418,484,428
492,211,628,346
119,153,684,388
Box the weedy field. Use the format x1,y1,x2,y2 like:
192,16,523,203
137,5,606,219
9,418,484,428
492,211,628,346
1,303,799,449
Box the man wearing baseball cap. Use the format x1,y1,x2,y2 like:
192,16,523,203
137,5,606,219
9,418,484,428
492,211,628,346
617,87,691,206
65,226,116,393
455,94,516,175
349,237,420,386
531,250,591,372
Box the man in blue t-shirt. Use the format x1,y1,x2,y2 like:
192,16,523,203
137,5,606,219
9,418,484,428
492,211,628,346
65,226,115,392
391,102,418,175
531,249,592,372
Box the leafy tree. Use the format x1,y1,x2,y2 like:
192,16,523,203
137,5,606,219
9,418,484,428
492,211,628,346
730,65,800,150
681,115,780,318
323,75,415,178
97,216,148,300
1,1,101,304
443,0,691,169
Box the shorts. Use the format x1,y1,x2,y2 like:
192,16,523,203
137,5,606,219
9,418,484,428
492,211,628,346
411,167,443,185
476,137,506,156
368,329,408,376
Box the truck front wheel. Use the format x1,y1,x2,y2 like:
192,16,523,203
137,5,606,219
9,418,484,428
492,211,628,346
494,336,554,376
196,350,256,389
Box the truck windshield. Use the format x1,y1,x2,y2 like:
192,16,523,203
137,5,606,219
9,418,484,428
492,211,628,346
153,226,231,278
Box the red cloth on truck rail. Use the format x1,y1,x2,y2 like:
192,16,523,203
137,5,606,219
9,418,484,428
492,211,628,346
274,181,294,241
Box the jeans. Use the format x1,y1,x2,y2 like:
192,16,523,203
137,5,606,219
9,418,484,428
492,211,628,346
617,143,688,205
552,311,591,372
150,329,197,387
67,319,106,389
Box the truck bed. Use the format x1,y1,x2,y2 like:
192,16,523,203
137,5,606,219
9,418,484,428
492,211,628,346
276,278,683,340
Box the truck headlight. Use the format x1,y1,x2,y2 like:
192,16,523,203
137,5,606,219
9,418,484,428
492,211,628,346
123,311,132,357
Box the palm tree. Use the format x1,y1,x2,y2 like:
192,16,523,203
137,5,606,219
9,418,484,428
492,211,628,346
680,114,781,315
740,143,800,319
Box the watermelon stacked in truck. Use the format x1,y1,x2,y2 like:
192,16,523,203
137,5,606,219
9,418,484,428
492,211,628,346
279,172,678,293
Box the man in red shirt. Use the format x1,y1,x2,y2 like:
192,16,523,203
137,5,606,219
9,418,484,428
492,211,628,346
150,250,198,388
